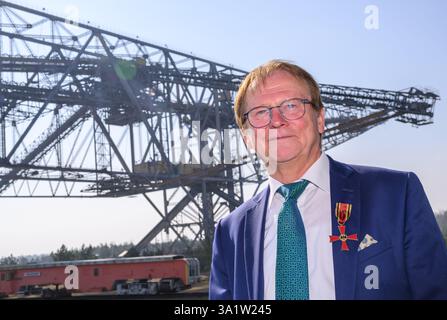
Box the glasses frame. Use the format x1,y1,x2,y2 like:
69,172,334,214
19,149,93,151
242,97,315,128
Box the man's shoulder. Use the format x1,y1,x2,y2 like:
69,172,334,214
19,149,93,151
330,157,413,182
350,163,409,177
218,187,268,228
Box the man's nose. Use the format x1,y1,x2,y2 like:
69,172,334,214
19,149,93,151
270,107,286,127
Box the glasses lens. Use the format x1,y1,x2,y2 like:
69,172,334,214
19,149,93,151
246,99,307,127
248,107,270,127
280,99,305,120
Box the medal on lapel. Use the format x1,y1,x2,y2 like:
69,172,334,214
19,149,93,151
329,202,358,251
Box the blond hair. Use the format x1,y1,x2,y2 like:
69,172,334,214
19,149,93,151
234,60,323,128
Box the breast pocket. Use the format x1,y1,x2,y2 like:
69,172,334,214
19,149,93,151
358,241,393,264
356,242,405,299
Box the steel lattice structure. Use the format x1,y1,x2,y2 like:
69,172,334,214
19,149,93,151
0,1,439,253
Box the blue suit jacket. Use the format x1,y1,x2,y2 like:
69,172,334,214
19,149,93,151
209,157,447,299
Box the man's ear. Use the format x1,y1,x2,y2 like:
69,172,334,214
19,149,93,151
317,107,325,135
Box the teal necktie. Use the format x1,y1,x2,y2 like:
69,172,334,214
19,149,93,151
275,180,309,300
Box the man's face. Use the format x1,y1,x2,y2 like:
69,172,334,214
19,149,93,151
242,70,325,170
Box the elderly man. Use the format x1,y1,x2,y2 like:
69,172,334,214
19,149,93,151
209,60,447,300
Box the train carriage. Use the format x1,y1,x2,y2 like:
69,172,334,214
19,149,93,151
0,255,200,296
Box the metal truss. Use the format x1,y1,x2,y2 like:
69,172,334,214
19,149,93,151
0,1,439,253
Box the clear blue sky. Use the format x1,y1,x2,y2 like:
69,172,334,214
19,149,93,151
1,0,446,257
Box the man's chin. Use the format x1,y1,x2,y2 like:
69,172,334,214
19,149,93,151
271,153,299,164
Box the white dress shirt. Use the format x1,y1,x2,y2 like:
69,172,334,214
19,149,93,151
263,152,335,300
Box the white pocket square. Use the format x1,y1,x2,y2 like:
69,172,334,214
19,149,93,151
358,234,378,251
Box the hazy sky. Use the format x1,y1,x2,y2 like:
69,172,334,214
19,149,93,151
1,0,446,257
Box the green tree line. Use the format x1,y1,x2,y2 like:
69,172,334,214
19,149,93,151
0,242,134,266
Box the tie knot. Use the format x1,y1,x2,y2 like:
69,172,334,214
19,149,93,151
278,180,309,201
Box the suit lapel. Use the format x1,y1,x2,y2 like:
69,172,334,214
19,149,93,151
329,156,361,300
244,187,269,300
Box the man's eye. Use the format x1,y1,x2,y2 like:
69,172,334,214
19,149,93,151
285,103,297,110
254,109,269,117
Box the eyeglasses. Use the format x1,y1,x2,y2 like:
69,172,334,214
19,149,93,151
242,97,315,128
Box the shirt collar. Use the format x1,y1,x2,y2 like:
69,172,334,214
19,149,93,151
267,152,330,206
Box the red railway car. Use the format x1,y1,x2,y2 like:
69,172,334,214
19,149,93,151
0,255,200,296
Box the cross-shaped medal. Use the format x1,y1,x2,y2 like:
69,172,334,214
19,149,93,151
329,225,358,251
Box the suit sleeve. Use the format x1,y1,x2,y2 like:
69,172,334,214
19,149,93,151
404,172,447,299
209,219,232,300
